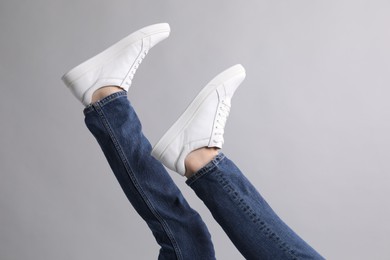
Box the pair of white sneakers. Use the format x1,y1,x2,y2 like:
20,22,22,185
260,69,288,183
62,23,246,176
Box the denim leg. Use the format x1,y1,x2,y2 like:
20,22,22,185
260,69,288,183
84,91,215,260
186,153,324,260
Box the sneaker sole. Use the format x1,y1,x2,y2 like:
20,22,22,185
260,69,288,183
61,23,170,87
151,64,245,160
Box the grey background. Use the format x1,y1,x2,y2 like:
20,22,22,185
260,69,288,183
1,0,389,259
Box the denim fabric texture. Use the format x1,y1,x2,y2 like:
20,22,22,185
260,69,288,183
84,91,323,260
84,91,215,260
187,153,324,260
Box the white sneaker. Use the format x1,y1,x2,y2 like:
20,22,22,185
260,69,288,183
152,64,246,175
61,23,170,106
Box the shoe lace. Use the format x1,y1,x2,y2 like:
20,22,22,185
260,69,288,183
213,100,231,144
124,48,149,86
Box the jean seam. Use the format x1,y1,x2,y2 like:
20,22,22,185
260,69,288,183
92,102,183,260
214,169,299,260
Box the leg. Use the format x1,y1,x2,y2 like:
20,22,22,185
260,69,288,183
84,91,215,259
61,24,215,259
186,151,323,259
152,65,324,259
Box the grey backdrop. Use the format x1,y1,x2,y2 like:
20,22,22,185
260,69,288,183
1,0,389,259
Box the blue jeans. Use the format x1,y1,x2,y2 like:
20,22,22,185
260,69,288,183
84,91,323,260
187,155,324,259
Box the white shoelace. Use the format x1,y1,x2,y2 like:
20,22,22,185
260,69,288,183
213,100,231,144
125,49,148,86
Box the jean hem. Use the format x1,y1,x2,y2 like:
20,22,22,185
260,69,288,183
185,153,226,186
83,91,127,115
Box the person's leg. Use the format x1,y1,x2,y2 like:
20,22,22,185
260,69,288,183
152,65,324,259
186,150,323,259
85,90,215,259
62,24,215,259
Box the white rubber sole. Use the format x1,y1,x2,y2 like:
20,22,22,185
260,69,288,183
151,64,245,160
61,23,170,87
